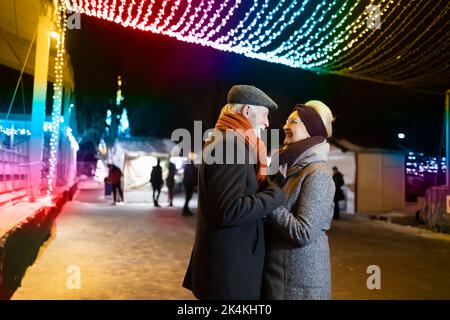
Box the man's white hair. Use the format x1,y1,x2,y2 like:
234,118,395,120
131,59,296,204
220,103,261,117
219,103,267,138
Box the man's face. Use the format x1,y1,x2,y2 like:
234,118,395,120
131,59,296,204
245,105,269,137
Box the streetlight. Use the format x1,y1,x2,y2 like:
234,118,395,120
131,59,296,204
398,133,405,139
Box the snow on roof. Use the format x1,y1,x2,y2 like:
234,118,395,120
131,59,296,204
331,138,407,154
114,137,176,157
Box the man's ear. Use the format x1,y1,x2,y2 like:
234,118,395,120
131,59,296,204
242,105,250,119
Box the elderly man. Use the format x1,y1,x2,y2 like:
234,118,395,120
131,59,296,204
182,85,286,300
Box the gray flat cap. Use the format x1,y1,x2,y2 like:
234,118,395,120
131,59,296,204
227,85,278,110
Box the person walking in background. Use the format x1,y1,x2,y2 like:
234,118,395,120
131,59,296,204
332,166,345,220
104,176,112,199
150,158,164,207
166,160,176,207
107,164,124,205
182,158,198,216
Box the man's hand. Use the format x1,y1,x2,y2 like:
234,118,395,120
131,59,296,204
268,170,286,188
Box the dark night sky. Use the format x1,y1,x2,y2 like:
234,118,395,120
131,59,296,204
6,14,445,155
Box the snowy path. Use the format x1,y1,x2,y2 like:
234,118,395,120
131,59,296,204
12,185,196,299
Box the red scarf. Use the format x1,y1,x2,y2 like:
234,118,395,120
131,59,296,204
215,111,268,185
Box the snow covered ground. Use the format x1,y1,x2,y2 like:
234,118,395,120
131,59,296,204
12,186,197,300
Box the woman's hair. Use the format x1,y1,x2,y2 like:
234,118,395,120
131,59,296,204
304,100,334,138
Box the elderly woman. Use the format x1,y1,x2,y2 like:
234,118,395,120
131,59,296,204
263,100,335,300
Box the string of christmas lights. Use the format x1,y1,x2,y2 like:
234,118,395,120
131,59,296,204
406,152,447,177
0,123,54,136
255,0,310,54
279,0,338,62
320,0,401,71
381,20,450,80
215,0,258,45
361,3,450,82
64,0,450,88
282,0,356,63
188,0,215,38
168,0,193,32
148,0,170,31
202,0,240,42
48,1,67,197
66,127,80,151
348,0,443,74
302,0,391,68
157,0,182,32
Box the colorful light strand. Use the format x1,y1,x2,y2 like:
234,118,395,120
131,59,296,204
64,0,450,88
48,1,67,197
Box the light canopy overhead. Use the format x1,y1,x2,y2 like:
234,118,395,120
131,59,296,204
65,0,450,90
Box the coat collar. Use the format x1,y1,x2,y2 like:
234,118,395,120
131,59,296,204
286,141,330,178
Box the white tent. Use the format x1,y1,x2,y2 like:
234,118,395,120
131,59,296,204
331,139,406,213
110,137,176,189
108,137,182,202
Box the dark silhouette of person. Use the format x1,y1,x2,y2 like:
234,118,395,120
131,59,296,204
166,161,176,207
104,177,112,198
332,166,345,220
182,160,198,215
107,164,124,205
150,158,164,207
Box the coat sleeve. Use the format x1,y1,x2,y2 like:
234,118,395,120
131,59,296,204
266,170,334,247
207,163,286,227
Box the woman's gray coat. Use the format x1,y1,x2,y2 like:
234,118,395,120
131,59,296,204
263,141,335,300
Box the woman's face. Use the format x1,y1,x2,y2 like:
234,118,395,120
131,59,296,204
283,111,310,145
